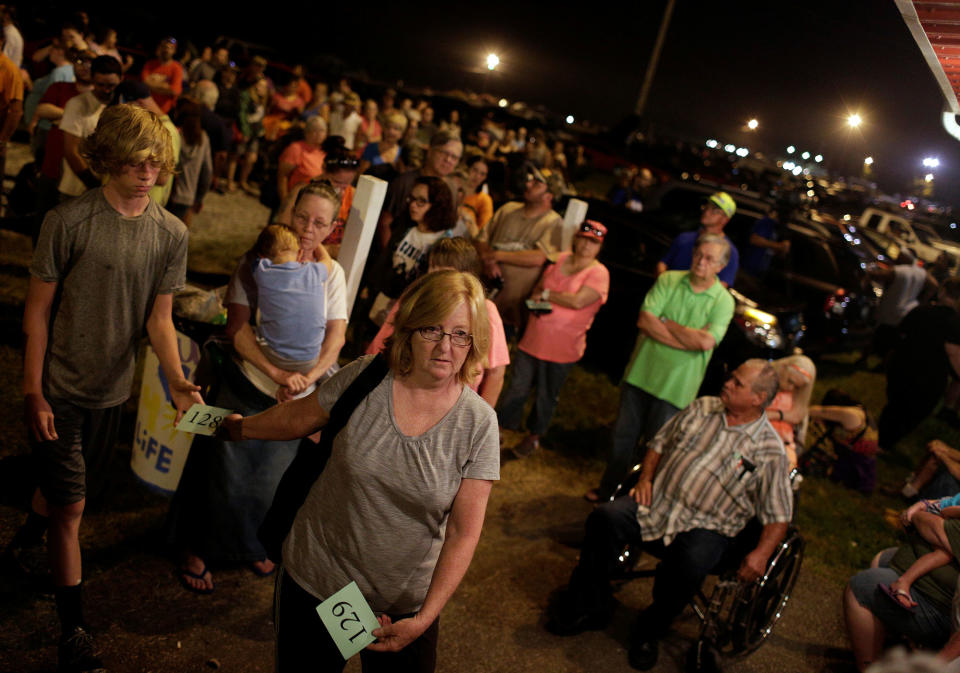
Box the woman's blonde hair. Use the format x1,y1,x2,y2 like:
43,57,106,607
384,110,408,132
81,103,176,180
773,353,817,442
387,270,489,385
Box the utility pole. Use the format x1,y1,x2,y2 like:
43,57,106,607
634,0,676,117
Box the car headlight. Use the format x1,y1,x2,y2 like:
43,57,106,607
736,306,784,350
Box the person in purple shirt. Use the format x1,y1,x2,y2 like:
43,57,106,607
657,191,739,287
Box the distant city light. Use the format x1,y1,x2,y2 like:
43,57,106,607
923,157,940,168
486,53,500,70
565,115,575,124
864,156,874,165
786,145,796,154
783,161,796,170
951,222,958,229
724,143,736,153
498,98,508,108
847,114,862,127
791,166,803,175
843,214,852,221
747,118,759,130
705,139,718,148
806,190,815,197
801,151,811,160
735,147,749,157
814,154,823,162
925,173,935,182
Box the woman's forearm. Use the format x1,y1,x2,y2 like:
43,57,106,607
306,319,346,384
416,479,492,625
238,390,330,440
233,322,287,383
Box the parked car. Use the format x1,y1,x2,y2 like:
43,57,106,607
579,190,805,387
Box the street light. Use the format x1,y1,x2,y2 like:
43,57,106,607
923,157,940,168
925,173,935,182
786,145,796,154
498,98,508,108
814,154,823,163
847,113,862,127
801,151,811,160
864,156,874,165
486,53,500,71
566,115,575,124
747,118,759,130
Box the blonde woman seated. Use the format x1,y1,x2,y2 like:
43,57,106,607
767,354,817,468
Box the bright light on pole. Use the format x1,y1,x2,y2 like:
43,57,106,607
486,53,500,71
747,118,758,130
864,156,874,165
498,98,508,108
565,115,575,124
926,173,935,182
801,151,811,160
814,154,823,163
724,143,736,153
848,113,862,127
786,145,795,154
923,157,940,168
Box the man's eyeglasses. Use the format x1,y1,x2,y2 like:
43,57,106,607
417,326,472,347
579,222,605,238
407,196,429,207
435,149,461,163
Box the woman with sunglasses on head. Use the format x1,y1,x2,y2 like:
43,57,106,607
498,220,610,457
167,180,347,593
220,270,498,671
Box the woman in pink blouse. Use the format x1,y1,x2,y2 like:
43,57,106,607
498,220,610,457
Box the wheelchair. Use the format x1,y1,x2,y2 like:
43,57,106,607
609,464,805,673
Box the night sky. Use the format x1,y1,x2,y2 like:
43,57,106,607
48,1,960,205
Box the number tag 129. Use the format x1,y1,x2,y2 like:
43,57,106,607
175,403,233,436
316,581,379,659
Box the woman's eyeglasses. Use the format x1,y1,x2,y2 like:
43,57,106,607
417,326,472,347
407,196,430,207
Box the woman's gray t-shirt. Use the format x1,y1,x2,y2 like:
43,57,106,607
283,355,500,614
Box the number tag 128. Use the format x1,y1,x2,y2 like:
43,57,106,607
175,403,233,436
316,581,379,659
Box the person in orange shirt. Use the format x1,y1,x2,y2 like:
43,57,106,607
0,28,23,180
141,36,183,114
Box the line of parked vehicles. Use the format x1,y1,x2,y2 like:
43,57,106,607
576,176,960,391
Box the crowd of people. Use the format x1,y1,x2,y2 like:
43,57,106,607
6,9,960,673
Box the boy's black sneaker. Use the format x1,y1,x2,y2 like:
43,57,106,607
58,626,105,673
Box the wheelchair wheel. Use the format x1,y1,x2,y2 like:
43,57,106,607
724,528,805,657
685,639,722,673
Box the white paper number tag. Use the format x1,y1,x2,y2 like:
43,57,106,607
315,581,379,659
175,404,233,436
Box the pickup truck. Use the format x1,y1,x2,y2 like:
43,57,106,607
858,207,960,264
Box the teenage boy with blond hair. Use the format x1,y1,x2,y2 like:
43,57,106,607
23,103,202,673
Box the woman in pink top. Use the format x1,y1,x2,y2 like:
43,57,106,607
367,238,510,407
499,221,610,457
767,354,816,468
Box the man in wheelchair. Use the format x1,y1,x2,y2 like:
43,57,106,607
546,359,794,671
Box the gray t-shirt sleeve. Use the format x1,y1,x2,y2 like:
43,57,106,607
314,354,374,413
462,391,500,481
158,222,188,294
29,208,70,282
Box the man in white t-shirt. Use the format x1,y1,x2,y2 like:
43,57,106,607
328,91,363,150
58,56,120,198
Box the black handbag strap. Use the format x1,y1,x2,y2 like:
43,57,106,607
258,355,390,563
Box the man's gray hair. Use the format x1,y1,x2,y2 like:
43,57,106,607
745,358,779,408
192,80,219,111
305,115,327,133
695,232,731,267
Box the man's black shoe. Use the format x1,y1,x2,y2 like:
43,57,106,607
545,606,609,636
58,626,106,673
628,637,659,671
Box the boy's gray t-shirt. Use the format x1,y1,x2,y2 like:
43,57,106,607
29,188,188,408
283,355,500,614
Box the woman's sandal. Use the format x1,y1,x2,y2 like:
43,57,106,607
879,583,915,612
178,565,215,595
